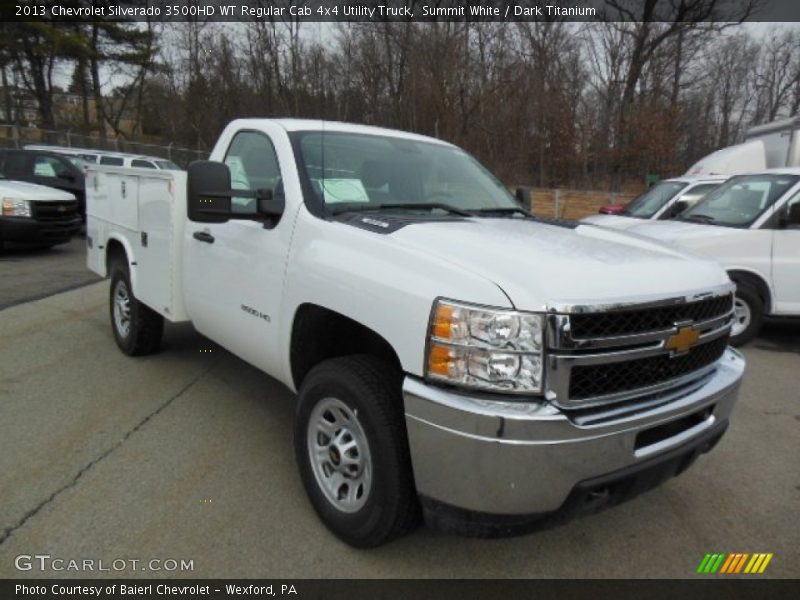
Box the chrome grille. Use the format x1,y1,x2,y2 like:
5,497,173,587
569,295,733,339
569,337,728,400
545,286,735,410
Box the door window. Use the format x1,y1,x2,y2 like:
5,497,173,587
100,156,124,166
34,155,62,178
224,131,284,215
131,159,157,169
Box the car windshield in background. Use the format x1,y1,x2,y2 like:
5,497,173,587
680,174,800,227
292,131,519,214
156,160,181,170
622,181,688,218
66,156,89,169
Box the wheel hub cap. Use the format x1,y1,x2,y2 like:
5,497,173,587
732,297,751,337
113,281,131,338
307,398,372,513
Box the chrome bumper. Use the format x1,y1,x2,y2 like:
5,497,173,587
403,347,745,515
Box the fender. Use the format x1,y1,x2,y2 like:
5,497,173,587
726,267,774,313
105,232,139,291
278,209,512,390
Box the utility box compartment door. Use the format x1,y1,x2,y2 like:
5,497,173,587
135,174,175,317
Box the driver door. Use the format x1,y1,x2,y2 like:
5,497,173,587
772,192,800,314
183,130,290,374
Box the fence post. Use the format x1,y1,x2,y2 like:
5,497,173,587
554,188,561,219
66,129,71,147
167,142,173,161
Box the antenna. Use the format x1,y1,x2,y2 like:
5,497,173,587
321,118,326,210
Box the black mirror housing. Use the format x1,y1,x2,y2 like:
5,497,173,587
788,202,800,226
187,161,285,225
666,200,689,218
187,160,233,223
258,188,285,217
515,186,532,210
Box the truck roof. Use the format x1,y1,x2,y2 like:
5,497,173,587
663,175,728,184
230,118,455,147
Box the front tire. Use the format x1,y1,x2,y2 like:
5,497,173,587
109,264,164,356
730,283,763,346
294,356,419,547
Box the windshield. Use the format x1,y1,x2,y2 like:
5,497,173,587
622,181,688,218
680,174,800,227
291,131,518,213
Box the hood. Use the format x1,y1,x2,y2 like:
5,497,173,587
625,219,736,244
390,217,730,311
581,214,647,230
624,219,758,263
0,179,76,201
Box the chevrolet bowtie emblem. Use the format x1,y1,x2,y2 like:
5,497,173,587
665,325,700,354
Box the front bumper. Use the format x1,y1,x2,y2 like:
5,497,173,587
0,215,81,245
403,347,744,533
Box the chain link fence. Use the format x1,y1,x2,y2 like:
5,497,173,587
0,125,208,168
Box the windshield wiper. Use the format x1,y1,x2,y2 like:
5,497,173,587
466,207,531,217
330,202,472,217
681,214,716,223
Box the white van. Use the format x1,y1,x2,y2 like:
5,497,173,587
628,169,800,345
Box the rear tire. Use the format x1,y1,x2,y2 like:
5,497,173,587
730,283,763,346
294,355,419,547
109,263,164,356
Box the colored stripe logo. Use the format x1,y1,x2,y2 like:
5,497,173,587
697,553,773,574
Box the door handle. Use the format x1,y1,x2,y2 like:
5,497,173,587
193,230,215,244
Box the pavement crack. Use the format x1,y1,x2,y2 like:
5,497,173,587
0,359,219,546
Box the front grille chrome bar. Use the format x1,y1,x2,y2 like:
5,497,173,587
544,309,733,410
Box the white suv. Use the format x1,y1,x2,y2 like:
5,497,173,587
583,176,725,230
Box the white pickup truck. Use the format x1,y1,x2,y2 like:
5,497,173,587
627,169,800,345
86,119,745,547
0,178,81,248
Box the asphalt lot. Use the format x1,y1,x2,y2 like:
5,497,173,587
0,238,99,310
0,251,798,578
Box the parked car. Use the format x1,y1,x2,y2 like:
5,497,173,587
627,169,800,345
598,203,625,215
584,176,726,230
0,178,81,248
23,144,102,165
86,119,744,547
25,144,181,170
0,149,86,220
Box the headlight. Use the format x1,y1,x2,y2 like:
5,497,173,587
426,299,544,394
2,197,31,217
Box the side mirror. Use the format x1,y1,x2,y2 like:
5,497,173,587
781,202,800,228
187,160,233,223
664,200,689,219
515,186,532,210
187,160,285,224
257,188,285,217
